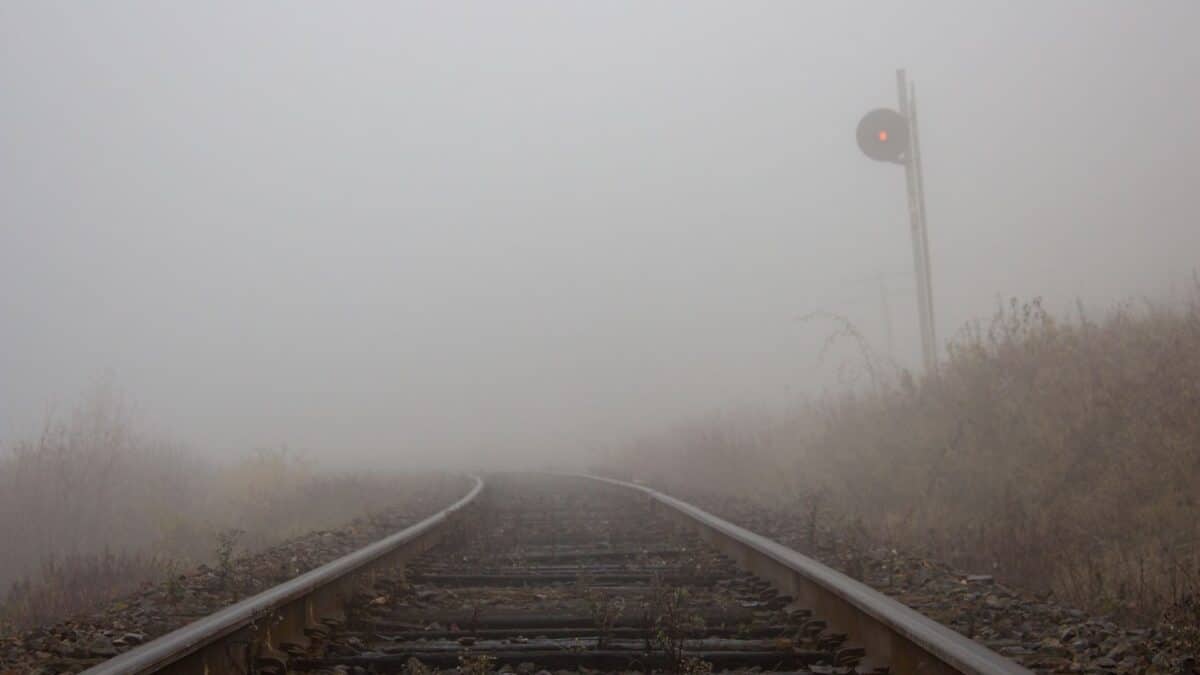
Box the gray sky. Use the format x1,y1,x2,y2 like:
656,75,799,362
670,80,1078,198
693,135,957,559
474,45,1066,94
3,2,1198,467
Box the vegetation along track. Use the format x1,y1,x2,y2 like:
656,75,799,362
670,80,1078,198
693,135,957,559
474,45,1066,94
83,474,1030,675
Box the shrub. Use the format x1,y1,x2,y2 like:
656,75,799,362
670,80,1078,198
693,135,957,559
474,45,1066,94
0,378,451,629
607,290,1200,622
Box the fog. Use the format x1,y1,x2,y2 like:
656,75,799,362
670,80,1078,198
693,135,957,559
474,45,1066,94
3,2,1197,469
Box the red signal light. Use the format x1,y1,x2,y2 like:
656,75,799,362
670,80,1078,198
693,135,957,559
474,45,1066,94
857,108,909,163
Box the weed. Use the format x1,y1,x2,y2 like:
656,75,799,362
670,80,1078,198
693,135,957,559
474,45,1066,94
650,584,705,673
164,559,184,607
215,528,245,596
1161,595,1200,658
457,651,495,675
578,570,626,648
404,657,435,675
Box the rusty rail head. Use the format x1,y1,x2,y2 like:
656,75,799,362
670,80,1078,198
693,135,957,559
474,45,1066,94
578,474,1032,675
82,475,484,675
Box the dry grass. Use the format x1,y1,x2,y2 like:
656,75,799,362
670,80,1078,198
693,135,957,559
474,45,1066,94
0,378,453,630
2,550,172,630
606,290,1200,623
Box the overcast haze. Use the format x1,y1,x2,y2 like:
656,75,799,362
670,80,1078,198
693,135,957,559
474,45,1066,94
3,2,1198,467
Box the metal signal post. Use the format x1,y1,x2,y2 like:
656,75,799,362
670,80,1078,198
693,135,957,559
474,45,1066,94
897,69,937,373
856,69,937,373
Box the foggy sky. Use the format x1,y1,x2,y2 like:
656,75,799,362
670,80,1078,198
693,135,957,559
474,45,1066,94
3,2,1198,468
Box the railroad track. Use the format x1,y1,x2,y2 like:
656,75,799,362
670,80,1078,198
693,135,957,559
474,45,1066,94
84,474,1030,675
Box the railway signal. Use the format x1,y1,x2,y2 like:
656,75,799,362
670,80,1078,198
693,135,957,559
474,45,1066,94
857,70,938,374
856,108,910,164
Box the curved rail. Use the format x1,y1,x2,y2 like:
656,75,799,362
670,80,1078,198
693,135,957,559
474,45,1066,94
579,474,1031,675
84,475,484,675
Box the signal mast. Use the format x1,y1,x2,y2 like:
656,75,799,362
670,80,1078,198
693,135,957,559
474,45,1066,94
856,69,937,374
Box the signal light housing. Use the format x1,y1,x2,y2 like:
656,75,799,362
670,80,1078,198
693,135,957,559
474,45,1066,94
857,108,910,164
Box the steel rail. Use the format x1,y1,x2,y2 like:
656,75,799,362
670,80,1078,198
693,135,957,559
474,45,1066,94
578,474,1031,675
83,475,484,675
